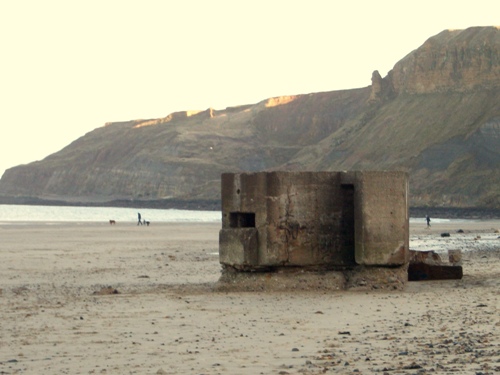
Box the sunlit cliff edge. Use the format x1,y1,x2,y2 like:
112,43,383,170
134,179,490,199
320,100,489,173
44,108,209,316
0,27,499,211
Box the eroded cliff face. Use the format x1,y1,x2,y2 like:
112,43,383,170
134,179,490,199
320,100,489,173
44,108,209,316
389,27,500,94
1,26,499,209
0,89,370,203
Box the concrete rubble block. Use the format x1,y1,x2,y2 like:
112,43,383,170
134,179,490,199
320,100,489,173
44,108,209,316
448,249,462,265
408,249,463,281
409,249,442,264
408,263,463,281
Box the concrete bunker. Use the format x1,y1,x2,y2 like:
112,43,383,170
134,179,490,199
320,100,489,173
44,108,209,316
218,171,410,290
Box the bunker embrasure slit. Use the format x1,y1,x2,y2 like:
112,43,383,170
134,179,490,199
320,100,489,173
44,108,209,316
341,183,356,264
229,212,255,228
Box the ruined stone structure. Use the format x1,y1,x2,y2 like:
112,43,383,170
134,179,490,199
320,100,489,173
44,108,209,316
218,171,410,290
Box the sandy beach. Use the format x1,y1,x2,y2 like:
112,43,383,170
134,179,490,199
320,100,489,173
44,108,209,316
0,220,499,374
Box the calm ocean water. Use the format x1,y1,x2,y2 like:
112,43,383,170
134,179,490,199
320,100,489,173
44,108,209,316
0,204,221,223
0,204,468,224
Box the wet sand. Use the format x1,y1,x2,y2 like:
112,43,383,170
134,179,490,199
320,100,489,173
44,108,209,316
0,221,499,374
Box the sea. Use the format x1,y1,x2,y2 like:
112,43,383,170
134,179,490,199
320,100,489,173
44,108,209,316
0,204,473,224
0,204,221,224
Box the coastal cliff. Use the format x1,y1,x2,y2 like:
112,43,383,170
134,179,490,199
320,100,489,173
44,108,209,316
1,27,499,209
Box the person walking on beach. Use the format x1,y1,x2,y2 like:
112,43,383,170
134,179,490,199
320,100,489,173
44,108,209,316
426,214,431,228
137,212,142,225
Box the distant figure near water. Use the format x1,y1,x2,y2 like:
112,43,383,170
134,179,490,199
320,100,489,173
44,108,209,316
426,214,431,228
137,212,142,225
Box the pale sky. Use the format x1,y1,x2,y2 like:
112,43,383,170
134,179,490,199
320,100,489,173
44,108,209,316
1,0,499,177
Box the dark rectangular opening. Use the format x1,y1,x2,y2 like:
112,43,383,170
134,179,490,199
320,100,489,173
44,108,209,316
340,184,355,264
229,212,256,228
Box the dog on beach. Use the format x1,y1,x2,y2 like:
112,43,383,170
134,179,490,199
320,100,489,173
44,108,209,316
109,220,116,225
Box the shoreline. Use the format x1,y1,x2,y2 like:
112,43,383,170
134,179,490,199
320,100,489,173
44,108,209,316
409,206,500,220
0,196,222,211
2,197,500,218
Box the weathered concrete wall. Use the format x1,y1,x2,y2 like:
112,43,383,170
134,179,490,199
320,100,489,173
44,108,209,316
219,171,409,274
350,171,409,266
